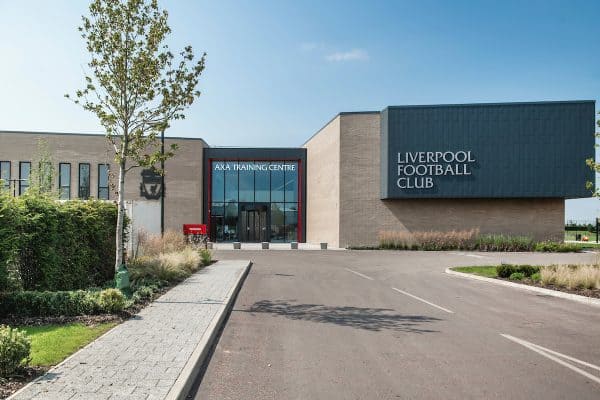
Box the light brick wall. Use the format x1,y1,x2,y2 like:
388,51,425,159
303,116,341,247
337,113,565,247
0,131,205,232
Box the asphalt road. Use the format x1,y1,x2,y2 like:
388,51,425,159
190,250,600,400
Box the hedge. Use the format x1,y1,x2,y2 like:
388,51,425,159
0,289,126,317
0,193,121,291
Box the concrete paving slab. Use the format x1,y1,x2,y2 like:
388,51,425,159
8,260,251,400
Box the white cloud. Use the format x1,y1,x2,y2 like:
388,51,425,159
325,48,369,62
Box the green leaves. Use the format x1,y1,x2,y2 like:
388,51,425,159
68,0,205,269
587,113,600,196
69,0,205,170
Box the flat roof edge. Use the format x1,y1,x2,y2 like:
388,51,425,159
383,100,596,112
0,129,209,144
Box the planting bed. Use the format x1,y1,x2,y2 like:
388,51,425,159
452,265,600,299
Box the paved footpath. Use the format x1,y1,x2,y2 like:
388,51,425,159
10,260,250,400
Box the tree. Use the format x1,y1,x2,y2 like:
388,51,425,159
586,111,600,195
67,0,206,271
29,139,57,197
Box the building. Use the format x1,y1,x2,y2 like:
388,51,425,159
0,100,595,247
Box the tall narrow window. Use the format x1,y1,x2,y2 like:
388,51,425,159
58,163,71,200
19,162,30,195
98,164,109,200
79,163,90,199
0,161,10,191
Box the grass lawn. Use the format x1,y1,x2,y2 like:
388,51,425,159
571,242,600,249
452,266,498,278
19,322,117,366
565,230,596,241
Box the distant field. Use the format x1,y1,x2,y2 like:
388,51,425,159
564,230,597,242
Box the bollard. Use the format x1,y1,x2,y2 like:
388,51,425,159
233,242,241,249
262,242,269,250
320,242,328,250
291,241,298,250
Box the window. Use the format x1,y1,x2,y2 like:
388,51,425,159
79,163,90,199
255,162,270,202
58,163,71,199
270,163,285,202
224,162,238,203
270,202,285,242
98,164,109,200
19,162,30,195
238,163,254,202
285,163,298,202
211,163,224,202
209,159,301,242
0,161,10,191
284,203,298,241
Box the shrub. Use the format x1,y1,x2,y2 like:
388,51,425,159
534,241,580,253
97,289,126,313
199,249,212,266
131,285,155,304
0,290,99,317
509,272,525,281
130,277,166,304
0,193,121,291
497,264,516,278
530,272,541,283
0,326,31,377
497,264,539,278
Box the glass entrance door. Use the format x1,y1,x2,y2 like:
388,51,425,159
239,203,269,242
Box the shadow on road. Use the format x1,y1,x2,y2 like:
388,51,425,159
242,300,441,333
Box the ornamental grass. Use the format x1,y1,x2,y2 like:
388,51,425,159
377,229,479,250
540,264,600,290
135,229,188,257
129,248,200,284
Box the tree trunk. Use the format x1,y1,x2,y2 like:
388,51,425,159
114,160,126,271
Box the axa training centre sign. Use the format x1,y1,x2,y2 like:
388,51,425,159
396,150,476,189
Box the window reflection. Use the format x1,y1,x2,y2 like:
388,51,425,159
284,203,298,242
224,162,238,203
224,202,238,241
270,162,285,202
209,160,300,242
238,163,254,202
212,163,224,202
270,202,285,242
255,162,270,202
285,164,298,202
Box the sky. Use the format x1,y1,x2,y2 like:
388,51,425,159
0,0,599,220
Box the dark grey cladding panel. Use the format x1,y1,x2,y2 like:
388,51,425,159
381,101,595,199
